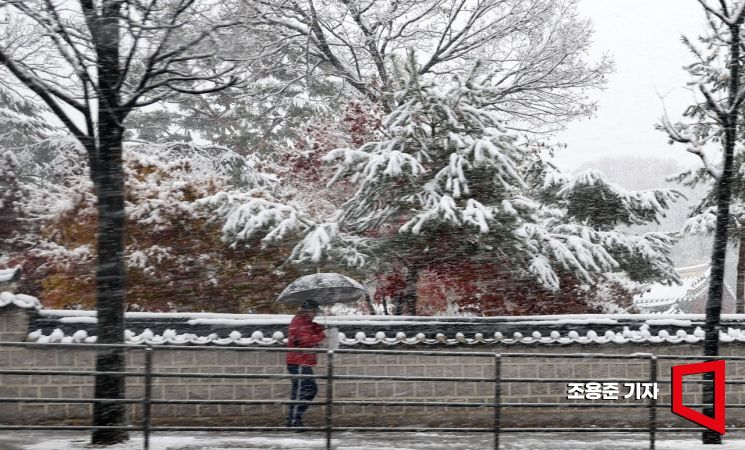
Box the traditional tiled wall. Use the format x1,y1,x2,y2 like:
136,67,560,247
2,307,745,428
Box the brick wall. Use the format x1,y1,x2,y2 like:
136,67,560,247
3,308,745,428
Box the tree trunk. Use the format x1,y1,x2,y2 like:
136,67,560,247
364,294,376,315
702,21,741,445
91,126,128,445
91,4,128,445
737,233,745,314
703,208,730,445
392,294,404,315
402,266,419,315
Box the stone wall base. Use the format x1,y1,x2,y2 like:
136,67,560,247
2,343,745,428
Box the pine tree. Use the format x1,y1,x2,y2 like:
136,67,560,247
0,151,24,255
537,167,682,284
210,59,681,314
0,86,55,149
0,85,58,258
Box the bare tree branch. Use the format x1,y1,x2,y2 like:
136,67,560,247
0,48,87,137
241,0,610,126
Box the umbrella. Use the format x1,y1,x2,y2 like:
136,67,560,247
277,272,367,306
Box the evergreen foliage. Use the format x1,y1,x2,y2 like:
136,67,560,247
211,60,681,310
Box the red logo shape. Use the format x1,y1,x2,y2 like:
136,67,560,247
671,360,726,434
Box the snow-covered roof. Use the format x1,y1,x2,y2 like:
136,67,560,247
634,270,707,307
19,309,745,346
0,267,20,283
633,263,734,312
0,291,41,310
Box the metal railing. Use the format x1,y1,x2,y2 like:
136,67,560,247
0,341,742,449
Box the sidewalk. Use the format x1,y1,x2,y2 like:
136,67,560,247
3,431,745,450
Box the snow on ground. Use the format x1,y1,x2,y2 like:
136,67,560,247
3,431,745,450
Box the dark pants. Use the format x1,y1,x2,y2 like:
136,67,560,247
287,364,317,426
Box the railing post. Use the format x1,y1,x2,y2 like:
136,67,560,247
649,355,657,450
143,346,153,450
326,350,334,450
494,353,502,450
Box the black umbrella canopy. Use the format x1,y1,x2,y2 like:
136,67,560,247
277,273,367,306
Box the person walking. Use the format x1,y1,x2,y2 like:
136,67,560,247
286,299,325,428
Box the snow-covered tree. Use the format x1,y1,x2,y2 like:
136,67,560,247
129,0,612,176
125,31,342,156
5,141,300,313
660,7,744,284
659,0,745,444
209,61,679,314
0,85,55,149
538,167,683,283
665,157,745,315
0,150,24,254
0,84,65,258
241,0,612,128
317,66,622,300
549,169,683,229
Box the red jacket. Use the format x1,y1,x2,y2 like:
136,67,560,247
286,315,325,366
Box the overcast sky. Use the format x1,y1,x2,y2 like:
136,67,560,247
553,0,711,171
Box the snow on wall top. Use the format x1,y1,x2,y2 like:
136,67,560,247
22,322,745,346
17,308,745,346
0,291,41,310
